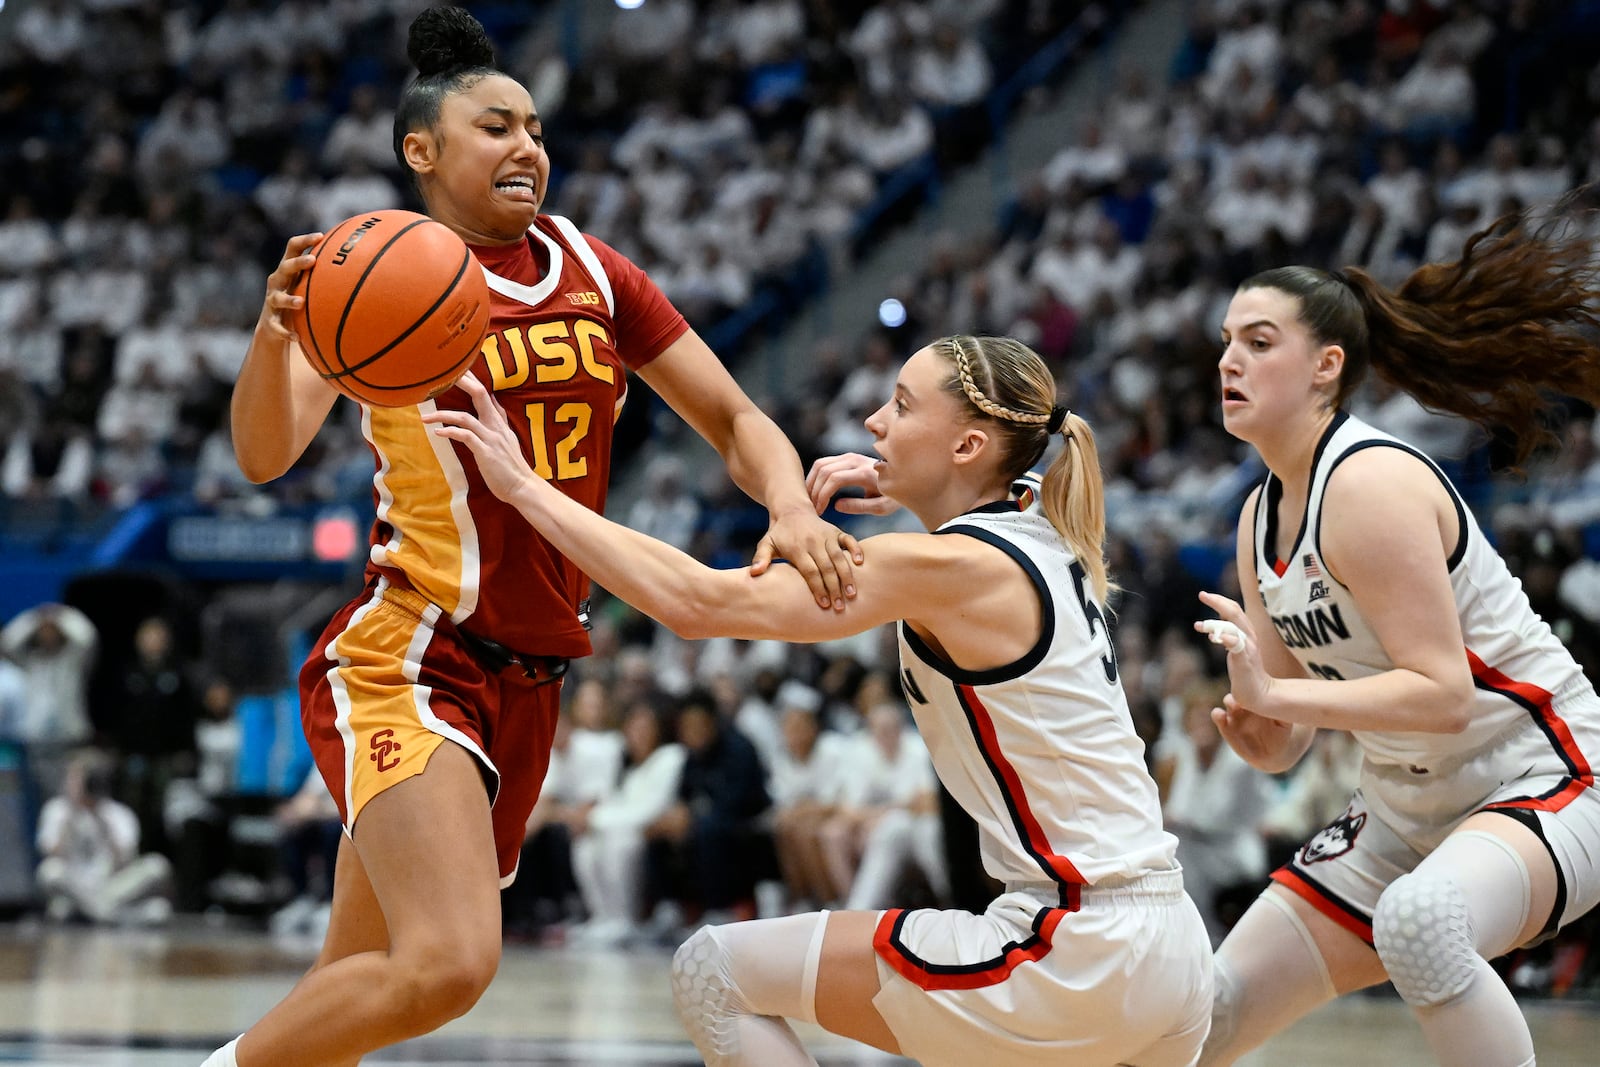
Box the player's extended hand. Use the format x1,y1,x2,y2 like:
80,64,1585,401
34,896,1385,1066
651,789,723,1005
805,453,900,516
257,233,323,344
752,509,863,611
1194,590,1275,713
1210,692,1299,769
422,372,540,504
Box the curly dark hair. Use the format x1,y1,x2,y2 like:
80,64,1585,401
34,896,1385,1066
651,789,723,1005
391,6,501,178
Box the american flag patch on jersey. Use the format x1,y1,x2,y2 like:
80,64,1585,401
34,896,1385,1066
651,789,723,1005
1303,553,1321,578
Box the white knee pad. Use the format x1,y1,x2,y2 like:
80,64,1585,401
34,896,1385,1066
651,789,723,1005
672,925,749,1063
670,914,830,1065
1373,872,1476,1008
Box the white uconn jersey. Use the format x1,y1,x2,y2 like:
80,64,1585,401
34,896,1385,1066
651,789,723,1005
1254,411,1597,773
897,499,1179,906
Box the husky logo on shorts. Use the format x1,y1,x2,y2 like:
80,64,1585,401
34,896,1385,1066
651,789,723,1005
1301,806,1366,864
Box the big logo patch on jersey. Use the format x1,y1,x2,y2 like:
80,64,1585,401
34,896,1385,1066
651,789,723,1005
1301,804,1366,864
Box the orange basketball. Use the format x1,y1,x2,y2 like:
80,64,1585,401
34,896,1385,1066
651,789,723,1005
289,209,490,407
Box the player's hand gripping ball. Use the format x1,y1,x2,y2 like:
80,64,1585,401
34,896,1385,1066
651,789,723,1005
288,209,491,407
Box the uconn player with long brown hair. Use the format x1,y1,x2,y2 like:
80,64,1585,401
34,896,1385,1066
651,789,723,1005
429,335,1214,1067
207,7,855,1066
1196,198,1600,1066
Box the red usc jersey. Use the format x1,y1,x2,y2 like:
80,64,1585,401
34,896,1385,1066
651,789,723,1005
360,215,688,657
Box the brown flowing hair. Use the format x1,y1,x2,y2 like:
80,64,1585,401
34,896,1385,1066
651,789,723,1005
1241,188,1600,467
931,336,1115,602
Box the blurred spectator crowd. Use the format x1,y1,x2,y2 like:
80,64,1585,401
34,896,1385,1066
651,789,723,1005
0,0,1081,534
0,0,1599,1000
742,0,1600,674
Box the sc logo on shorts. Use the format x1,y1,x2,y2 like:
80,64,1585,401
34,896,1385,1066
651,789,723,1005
370,729,403,773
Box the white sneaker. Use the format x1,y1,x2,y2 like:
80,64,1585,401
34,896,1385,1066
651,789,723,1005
199,1037,239,1067
644,900,685,937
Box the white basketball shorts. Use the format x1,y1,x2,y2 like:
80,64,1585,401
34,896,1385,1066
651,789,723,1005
869,870,1213,1067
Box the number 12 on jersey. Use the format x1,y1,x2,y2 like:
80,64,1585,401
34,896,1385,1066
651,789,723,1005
524,401,592,481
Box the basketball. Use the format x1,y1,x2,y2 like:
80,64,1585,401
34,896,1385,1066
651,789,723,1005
289,209,491,407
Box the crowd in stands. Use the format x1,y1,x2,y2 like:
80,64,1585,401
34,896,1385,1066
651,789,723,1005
0,0,1086,537
744,0,1600,673
1,0,1599,1000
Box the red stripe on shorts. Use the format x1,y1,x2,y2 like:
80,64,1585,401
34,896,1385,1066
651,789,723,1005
1271,868,1374,945
1468,649,1594,806
874,907,1066,991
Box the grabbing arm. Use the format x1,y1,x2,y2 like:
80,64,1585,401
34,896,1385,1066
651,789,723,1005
426,375,953,643
637,331,860,609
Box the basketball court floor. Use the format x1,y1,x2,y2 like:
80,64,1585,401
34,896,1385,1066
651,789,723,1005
0,920,1593,1066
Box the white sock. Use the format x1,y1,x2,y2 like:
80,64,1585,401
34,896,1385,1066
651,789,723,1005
200,1037,239,1067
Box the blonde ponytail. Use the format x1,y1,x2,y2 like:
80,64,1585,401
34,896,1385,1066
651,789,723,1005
1039,412,1113,603
933,335,1114,602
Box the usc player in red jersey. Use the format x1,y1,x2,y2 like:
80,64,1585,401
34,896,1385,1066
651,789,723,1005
209,8,857,1066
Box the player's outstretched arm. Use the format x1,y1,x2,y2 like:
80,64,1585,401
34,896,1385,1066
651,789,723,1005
638,331,861,610
427,374,948,644
233,233,339,483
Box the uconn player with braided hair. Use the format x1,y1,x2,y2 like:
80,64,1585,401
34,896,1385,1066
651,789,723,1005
207,6,855,1066
429,335,1213,1067
1196,197,1600,1067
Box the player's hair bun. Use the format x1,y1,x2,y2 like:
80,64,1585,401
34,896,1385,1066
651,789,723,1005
407,6,496,77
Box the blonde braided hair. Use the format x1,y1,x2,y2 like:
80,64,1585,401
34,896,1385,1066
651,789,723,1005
950,336,1071,436
932,335,1110,601
950,336,1053,427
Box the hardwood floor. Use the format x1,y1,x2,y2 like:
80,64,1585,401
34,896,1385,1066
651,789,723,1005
0,921,1591,1066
